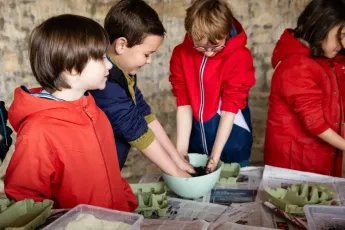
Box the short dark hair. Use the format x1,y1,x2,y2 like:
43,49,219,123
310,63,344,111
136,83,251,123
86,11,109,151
294,0,345,57
104,0,165,47
29,14,109,93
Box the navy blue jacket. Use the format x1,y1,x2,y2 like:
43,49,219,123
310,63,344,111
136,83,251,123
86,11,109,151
90,60,155,169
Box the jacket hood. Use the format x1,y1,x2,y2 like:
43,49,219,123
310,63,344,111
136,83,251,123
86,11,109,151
271,29,311,68
181,19,248,59
9,86,98,132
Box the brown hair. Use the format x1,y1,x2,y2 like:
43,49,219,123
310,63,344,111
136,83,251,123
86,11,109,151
104,0,166,47
294,0,345,57
29,14,109,93
185,0,233,44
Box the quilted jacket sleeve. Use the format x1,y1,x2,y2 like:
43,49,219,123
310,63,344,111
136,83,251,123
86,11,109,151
280,64,329,136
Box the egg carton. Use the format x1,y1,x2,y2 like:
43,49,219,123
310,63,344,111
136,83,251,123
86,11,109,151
265,184,336,215
217,163,240,184
0,198,53,230
0,198,15,212
130,182,168,217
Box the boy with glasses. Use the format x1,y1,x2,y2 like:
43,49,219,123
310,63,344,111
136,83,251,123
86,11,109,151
169,0,256,173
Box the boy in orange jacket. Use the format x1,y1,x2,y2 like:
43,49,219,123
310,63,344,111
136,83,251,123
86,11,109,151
5,14,137,211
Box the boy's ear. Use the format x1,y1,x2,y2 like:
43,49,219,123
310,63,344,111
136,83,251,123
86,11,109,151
61,68,79,78
114,37,128,55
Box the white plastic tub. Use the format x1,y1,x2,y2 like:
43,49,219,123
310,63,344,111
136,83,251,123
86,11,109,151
43,204,144,230
304,205,345,230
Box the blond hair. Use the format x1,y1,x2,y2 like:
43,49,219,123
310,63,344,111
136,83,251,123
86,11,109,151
185,0,233,44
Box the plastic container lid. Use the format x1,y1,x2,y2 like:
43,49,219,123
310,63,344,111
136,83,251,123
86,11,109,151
304,205,345,230
43,204,144,230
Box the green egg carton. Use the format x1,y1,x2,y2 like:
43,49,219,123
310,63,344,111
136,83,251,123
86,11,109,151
0,199,53,230
130,182,168,217
0,198,15,213
217,163,240,184
265,184,336,215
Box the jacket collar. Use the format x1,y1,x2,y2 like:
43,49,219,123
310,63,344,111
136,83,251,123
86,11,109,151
107,56,137,93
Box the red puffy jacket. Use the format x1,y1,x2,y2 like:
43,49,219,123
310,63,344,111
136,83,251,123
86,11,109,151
5,87,138,210
264,29,345,177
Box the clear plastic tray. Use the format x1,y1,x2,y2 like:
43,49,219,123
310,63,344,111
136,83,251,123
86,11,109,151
43,204,144,230
304,205,345,230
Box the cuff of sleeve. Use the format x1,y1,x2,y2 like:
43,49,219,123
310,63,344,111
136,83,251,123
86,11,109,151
307,123,329,136
220,104,239,114
129,128,155,150
144,114,157,124
176,97,190,106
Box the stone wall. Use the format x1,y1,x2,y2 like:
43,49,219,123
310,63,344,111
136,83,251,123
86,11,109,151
0,0,311,181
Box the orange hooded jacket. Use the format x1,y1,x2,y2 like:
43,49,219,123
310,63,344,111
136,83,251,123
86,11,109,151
5,87,138,211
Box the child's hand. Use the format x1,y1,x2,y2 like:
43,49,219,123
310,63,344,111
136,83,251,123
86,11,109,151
181,153,189,162
206,156,219,174
174,156,196,174
175,168,192,178
177,151,190,162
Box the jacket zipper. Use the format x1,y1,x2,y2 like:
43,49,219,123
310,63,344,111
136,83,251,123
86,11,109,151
83,107,114,206
198,56,209,155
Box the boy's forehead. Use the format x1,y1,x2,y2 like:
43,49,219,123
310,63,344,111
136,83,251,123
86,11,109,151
137,34,163,49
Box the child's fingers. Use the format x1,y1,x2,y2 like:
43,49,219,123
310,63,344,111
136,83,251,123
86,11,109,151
185,163,196,173
206,158,216,174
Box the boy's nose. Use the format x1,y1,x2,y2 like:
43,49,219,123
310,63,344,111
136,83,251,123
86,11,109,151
204,51,215,57
146,56,152,64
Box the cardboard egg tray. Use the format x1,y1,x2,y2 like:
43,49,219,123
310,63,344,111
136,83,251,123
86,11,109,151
265,183,336,214
0,198,53,230
0,197,14,212
130,182,168,217
217,163,240,184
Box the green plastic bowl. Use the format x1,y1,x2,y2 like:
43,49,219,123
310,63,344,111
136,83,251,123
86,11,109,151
161,153,223,199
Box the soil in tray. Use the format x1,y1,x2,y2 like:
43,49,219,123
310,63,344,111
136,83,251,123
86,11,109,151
320,219,345,230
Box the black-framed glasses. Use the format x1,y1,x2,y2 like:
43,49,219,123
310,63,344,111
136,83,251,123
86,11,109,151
193,44,225,53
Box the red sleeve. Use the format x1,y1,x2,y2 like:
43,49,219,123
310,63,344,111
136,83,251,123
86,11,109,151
221,48,256,113
4,133,55,202
280,64,329,136
121,178,138,212
169,47,190,106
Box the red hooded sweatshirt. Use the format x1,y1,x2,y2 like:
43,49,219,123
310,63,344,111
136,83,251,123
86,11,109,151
5,87,138,211
265,29,345,177
170,20,255,123
169,20,255,160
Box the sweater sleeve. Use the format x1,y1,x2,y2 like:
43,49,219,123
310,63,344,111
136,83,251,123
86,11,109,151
91,82,155,150
135,87,157,124
221,48,256,113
